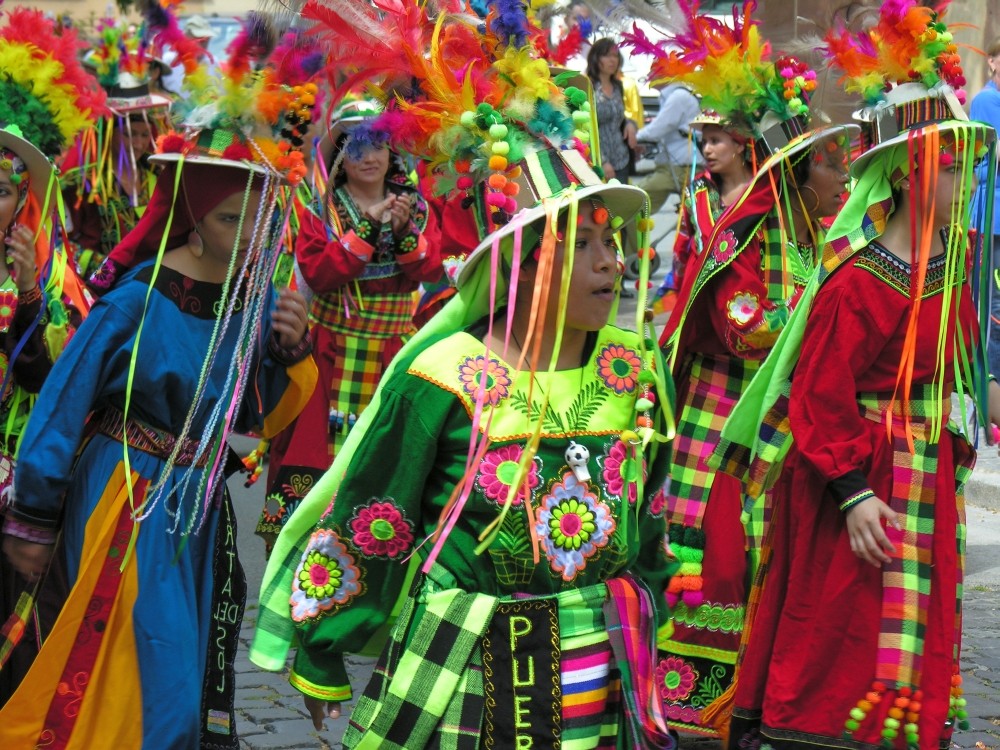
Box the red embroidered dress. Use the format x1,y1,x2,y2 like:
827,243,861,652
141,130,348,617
728,242,977,750
259,180,441,551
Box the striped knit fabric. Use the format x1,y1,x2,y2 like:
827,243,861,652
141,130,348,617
667,354,758,528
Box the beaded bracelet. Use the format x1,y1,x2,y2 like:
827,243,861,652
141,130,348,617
268,333,313,365
839,488,876,513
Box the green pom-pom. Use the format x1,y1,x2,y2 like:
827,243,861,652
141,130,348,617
844,720,860,732
460,111,476,127
849,708,866,721
489,123,508,139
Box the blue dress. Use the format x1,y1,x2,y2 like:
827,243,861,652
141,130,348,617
0,260,316,749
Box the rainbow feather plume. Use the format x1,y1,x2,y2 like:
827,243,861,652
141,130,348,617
0,7,106,156
824,0,966,104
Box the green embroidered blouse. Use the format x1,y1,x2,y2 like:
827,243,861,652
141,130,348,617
287,325,675,699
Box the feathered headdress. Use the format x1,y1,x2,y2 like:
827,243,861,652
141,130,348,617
302,0,596,229
0,7,106,160
624,0,816,158
150,11,319,186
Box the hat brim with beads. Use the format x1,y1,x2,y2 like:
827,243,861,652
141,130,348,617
456,146,648,288
0,124,55,205
848,82,992,177
152,128,275,176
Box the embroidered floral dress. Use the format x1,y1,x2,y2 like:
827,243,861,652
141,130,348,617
259,180,441,553
288,325,677,748
658,197,816,736
670,172,724,293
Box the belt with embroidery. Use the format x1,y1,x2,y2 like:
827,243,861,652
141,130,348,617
92,407,208,468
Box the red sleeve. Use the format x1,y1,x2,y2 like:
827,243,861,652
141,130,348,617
788,278,901,496
293,205,373,294
705,235,806,360
671,193,696,291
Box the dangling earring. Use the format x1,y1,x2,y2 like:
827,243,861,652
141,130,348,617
188,229,204,258
798,185,821,215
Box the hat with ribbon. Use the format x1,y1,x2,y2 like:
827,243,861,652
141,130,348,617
88,12,323,293
624,0,825,165
87,18,173,114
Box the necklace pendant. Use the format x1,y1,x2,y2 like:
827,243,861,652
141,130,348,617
565,440,591,483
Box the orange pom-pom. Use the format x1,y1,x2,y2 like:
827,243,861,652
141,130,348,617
502,182,520,196
454,159,471,173
887,708,904,721
592,206,609,224
489,155,508,171
506,165,522,179
488,173,507,189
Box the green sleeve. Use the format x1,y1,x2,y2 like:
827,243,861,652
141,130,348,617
289,376,451,700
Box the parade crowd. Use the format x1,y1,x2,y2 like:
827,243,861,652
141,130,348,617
0,1,999,749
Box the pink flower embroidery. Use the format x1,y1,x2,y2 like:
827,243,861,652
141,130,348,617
596,344,641,394
350,500,414,558
458,355,511,407
478,444,540,505
601,440,644,504
712,228,738,264
655,656,699,702
648,488,666,517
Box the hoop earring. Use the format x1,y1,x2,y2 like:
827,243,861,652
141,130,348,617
797,185,821,215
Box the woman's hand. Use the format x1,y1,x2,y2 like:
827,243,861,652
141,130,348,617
6,225,37,292
624,121,639,150
365,194,397,226
303,694,341,730
271,288,309,350
845,497,900,567
389,193,412,238
2,534,54,579
987,379,1000,456
602,161,616,180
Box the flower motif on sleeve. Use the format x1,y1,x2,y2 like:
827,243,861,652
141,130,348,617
727,292,760,326
477,443,541,505
0,290,17,332
596,343,641,395
290,529,362,621
711,228,739,264
458,355,512,407
655,656,699,702
600,439,645,504
536,473,615,581
349,500,414,558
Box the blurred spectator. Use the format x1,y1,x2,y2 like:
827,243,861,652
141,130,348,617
971,36,1000,379
586,38,642,180
160,15,216,94
633,81,701,213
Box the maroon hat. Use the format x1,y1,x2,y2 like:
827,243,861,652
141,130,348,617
87,161,263,294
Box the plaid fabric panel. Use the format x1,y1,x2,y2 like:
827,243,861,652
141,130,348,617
668,354,758,528
328,333,390,457
857,386,959,691
310,291,416,338
345,584,498,750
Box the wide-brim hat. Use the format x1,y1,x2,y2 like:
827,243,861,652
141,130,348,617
0,125,55,205
315,99,384,169
106,73,173,115
742,121,861,200
151,128,271,175
849,82,993,177
456,147,649,288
